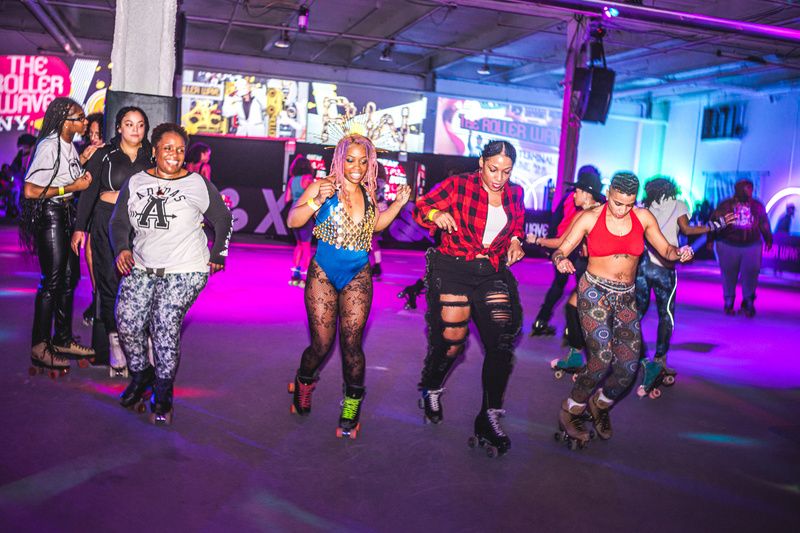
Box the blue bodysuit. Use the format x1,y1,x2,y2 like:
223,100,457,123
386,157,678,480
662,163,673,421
312,187,376,292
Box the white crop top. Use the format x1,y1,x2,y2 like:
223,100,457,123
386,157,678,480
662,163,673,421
482,204,508,247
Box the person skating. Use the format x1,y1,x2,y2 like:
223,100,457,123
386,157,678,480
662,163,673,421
111,123,232,425
413,140,525,458
550,172,693,449
286,134,410,439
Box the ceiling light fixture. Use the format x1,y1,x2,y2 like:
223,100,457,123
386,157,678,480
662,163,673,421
297,6,309,32
275,29,291,49
380,44,393,62
477,55,491,76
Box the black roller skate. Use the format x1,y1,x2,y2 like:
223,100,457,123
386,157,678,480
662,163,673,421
397,278,425,310
530,320,556,337
556,400,592,450
740,299,756,318
288,373,317,416
468,409,511,458
587,391,613,440
29,341,71,379
119,366,155,413
637,359,666,399
150,378,174,426
336,385,365,439
419,388,445,424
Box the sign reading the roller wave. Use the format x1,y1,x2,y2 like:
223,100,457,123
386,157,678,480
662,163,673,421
0,55,71,132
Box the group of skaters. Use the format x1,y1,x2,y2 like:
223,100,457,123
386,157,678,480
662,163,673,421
18,97,773,455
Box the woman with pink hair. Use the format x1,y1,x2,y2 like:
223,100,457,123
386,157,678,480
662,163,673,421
287,134,410,438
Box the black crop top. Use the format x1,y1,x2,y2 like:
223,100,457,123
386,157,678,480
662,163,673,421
74,142,152,232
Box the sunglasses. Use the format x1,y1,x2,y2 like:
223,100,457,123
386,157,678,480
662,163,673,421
65,115,87,122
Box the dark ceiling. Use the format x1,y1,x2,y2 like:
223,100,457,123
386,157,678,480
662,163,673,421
2,0,800,101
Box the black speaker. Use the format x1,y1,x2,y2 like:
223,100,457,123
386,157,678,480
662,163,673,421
103,90,178,140
574,67,615,124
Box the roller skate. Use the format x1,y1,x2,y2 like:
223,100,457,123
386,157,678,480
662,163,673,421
288,373,317,416
740,299,756,318
550,348,585,381
654,355,677,387
371,262,382,279
108,332,128,378
150,378,174,426
724,304,736,316
119,366,155,413
53,338,95,368
555,400,592,450
29,342,71,379
637,359,666,399
397,278,425,310
587,391,613,440
468,409,511,458
530,320,556,337
336,385,364,439
289,267,305,288
419,387,445,424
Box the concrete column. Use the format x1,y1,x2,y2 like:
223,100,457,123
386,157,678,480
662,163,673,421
110,0,178,96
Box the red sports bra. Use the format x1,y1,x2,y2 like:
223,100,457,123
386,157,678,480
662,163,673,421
587,204,645,257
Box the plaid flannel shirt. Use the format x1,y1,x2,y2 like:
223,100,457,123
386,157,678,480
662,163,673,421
414,172,525,270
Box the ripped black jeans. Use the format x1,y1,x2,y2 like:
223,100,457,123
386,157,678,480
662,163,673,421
419,249,522,410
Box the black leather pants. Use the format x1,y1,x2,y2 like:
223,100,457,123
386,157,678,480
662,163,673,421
32,201,80,346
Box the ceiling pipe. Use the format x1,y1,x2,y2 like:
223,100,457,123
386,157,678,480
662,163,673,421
20,0,76,56
437,0,800,43
38,0,83,54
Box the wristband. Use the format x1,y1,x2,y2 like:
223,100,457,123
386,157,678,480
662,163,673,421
427,209,440,222
307,198,321,211
58,186,65,196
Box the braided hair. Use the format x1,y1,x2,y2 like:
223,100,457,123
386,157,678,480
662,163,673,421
643,176,679,208
609,171,640,196
19,97,82,253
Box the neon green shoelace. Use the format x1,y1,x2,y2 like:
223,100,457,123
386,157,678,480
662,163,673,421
341,396,362,420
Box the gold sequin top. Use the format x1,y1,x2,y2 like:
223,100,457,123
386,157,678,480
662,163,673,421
313,192,376,252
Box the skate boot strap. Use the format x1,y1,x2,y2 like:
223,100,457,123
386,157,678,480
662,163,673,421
486,409,508,436
341,396,362,420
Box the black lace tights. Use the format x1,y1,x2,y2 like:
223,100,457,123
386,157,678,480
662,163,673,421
299,260,373,387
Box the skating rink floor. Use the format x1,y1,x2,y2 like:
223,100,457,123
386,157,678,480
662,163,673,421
0,226,798,532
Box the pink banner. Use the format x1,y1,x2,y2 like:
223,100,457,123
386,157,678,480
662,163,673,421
0,55,71,125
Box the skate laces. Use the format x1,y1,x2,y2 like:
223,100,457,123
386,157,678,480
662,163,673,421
425,388,444,411
297,381,315,409
341,396,362,420
486,409,507,437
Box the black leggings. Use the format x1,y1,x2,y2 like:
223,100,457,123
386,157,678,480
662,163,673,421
32,201,80,346
90,201,120,334
298,259,373,387
419,250,522,410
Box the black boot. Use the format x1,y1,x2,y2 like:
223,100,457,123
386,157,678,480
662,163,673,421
120,366,155,411
530,319,556,337
150,377,174,425
397,278,425,310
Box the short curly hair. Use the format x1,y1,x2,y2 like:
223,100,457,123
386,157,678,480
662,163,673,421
151,122,189,147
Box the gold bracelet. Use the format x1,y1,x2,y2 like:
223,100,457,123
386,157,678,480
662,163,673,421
307,197,321,211
427,209,439,222
58,186,65,196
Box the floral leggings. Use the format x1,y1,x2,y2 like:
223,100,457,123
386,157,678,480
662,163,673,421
570,272,641,403
116,269,207,380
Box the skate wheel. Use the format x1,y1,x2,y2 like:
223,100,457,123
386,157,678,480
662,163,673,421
554,370,564,380
486,446,498,458
78,358,90,368
467,436,479,449
49,370,58,380
136,402,147,414
349,428,358,440
290,404,297,414
637,386,647,398
288,382,295,393
649,389,662,399
663,375,676,386
554,432,562,442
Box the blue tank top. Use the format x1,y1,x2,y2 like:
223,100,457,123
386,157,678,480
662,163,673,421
312,187,375,291
290,176,307,203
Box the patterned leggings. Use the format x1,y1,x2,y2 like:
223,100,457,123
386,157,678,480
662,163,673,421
570,272,641,403
116,269,207,380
